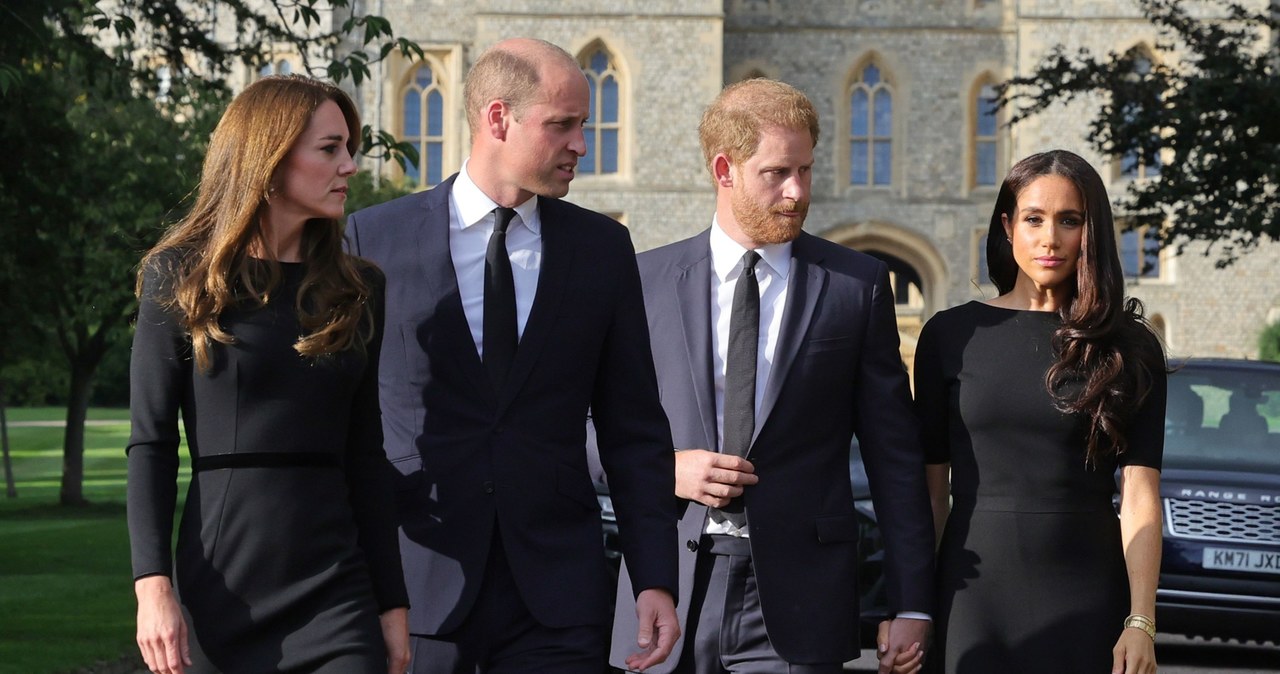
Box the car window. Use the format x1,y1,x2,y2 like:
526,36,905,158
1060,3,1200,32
1165,365,1280,472
849,438,870,500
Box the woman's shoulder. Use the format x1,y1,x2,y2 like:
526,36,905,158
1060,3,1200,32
140,246,190,274
137,246,196,298
923,300,989,330
917,301,985,354
1118,307,1167,369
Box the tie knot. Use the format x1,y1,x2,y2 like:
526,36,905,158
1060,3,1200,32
741,250,761,275
493,207,517,235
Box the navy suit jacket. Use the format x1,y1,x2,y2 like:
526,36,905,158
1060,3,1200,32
610,229,934,669
346,175,677,635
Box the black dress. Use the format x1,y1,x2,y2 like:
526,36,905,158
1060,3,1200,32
914,302,1165,674
126,257,408,673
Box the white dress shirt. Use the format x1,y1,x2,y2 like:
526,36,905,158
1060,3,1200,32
701,220,932,622
705,219,792,537
448,161,542,359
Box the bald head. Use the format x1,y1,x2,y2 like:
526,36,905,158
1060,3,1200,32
463,38,580,137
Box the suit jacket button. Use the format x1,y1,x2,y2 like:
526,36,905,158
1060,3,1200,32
483,481,495,494
686,539,699,552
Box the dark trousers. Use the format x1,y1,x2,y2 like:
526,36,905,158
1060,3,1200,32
409,529,607,674
676,535,843,674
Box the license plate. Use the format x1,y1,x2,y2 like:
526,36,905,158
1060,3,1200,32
1202,547,1280,575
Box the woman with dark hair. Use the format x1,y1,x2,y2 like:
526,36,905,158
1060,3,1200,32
127,75,409,674
915,150,1165,673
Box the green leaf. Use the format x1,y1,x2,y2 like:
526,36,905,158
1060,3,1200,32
326,60,348,82
0,65,21,96
397,38,425,61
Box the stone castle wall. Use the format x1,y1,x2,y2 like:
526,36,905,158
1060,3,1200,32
335,0,1276,358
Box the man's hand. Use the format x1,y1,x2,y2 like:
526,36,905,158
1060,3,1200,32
623,588,680,672
379,607,410,674
674,449,758,507
876,617,931,674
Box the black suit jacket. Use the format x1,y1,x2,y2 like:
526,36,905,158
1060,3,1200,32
611,229,934,669
346,175,677,635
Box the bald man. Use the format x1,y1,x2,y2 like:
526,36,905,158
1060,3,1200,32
346,38,680,673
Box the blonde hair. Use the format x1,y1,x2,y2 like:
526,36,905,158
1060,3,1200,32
698,78,820,186
138,74,372,372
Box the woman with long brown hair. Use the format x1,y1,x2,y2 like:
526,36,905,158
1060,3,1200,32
915,150,1165,673
127,75,409,674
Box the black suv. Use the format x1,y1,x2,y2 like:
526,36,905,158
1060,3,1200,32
1157,358,1280,643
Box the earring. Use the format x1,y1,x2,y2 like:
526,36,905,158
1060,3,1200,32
1005,237,1011,244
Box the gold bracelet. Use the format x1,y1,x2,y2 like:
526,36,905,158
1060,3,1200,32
1123,613,1156,641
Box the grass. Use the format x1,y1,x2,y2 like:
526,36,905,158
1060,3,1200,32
5,407,132,423
0,407,188,674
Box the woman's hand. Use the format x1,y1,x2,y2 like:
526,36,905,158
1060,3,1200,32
380,607,410,674
135,575,190,674
1116,465,1161,674
1112,626,1157,674
876,619,925,674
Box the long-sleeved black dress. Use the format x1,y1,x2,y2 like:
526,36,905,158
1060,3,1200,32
126,256,408,673
915,301,1165,673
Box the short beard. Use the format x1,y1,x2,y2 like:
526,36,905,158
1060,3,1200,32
732,190,807,245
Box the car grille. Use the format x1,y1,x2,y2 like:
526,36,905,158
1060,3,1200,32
1165,498,1280,544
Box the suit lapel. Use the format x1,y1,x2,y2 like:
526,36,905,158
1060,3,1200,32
675,234,718,451
753,233,826,446
496,198,573,414
419,176,492,402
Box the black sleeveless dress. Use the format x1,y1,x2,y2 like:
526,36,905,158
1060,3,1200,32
127,257,407,673
914,302,1165,673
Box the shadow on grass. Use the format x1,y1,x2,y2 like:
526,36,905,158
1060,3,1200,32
0,501,127,521
0,497,137,674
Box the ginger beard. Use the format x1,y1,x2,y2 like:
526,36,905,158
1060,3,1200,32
729,174,808,245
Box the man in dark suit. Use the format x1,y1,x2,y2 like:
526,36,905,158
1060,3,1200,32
610,79,935,673
346,38,679,673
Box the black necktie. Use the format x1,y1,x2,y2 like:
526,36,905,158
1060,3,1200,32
711,250,760,527
483,207,518,388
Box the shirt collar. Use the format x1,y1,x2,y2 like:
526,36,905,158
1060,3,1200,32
453,160,541,234
709,215,792,283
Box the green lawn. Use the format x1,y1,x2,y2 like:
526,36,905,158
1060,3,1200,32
5,406,132,423
0,408,187,674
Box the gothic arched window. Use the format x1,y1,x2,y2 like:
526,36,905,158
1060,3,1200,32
579,46,622,175
401,62,447,187
849,61,894,186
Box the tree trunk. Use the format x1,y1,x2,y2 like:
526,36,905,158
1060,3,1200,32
59,360,94,506
1,380,15,498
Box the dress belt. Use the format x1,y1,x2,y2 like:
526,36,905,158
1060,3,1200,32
951,493,1116,513
192,452,341,472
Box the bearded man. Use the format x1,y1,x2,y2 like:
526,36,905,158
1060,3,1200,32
609,79,936,674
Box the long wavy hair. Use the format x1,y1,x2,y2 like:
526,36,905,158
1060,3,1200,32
138,74,372,372
986,149,1165,464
